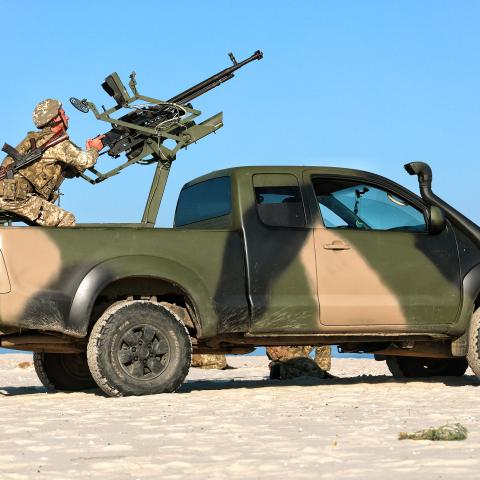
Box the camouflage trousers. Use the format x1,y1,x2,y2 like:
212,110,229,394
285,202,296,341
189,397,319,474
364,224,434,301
191,354,227,369
266,346,332,380
0,195,75,227
266,346,332,371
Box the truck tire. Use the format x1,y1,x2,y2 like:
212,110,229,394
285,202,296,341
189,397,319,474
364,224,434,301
34,352,97,391
386,356,468,378
467,307,480,376
87,300,191,397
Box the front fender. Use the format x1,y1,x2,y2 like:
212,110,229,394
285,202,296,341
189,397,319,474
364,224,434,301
450,263,480,335
68,255,213,337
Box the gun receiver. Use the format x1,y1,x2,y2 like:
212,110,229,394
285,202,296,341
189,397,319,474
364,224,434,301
69,50,263,226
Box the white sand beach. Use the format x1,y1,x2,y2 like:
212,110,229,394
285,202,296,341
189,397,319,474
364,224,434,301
0,353,479,479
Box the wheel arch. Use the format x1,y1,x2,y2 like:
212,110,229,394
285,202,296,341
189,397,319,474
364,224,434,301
454,263,480,335
68,256,210,337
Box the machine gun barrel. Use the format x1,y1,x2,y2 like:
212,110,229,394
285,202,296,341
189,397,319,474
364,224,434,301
168,50,263,105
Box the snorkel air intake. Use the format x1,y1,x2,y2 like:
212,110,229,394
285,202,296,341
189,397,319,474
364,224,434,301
405,161,480,247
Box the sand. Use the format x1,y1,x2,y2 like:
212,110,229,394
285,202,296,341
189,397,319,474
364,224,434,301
0,353,479,479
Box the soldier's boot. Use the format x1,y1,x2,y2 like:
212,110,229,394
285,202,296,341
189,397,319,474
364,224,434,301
191,354,228,369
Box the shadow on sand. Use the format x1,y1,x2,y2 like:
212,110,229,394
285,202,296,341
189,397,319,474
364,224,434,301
178,374,480,393
1,374,479,397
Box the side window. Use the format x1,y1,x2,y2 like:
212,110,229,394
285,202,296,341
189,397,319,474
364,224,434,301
253,174,306,228
313,178,427,232
174,176,231,227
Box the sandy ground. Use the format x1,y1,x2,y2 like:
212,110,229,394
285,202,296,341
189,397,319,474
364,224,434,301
0,354,479,480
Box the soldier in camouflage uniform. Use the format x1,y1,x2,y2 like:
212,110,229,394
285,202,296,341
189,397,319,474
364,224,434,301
0,99,103,226
266,346,332,379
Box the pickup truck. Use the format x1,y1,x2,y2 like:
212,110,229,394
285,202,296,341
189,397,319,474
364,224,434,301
2,162,480,396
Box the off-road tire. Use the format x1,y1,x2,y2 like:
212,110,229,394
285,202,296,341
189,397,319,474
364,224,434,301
34,352,97,391
386,356,468,378
467,307,480,376
87,300,192,397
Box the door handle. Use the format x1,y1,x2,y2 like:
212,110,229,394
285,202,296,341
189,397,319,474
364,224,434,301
323,241,351,250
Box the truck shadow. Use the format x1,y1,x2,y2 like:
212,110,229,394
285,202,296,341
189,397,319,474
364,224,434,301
1,374,478,397
178,374,480,392
0,385,47,396
0,385,100,397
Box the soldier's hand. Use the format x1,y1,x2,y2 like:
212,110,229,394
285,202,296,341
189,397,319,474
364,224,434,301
86,135,105,151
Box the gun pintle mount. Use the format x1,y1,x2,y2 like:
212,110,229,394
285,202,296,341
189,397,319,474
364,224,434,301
69,50,263,226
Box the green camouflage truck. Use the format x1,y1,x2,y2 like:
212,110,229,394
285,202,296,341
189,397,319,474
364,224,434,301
2,161,480,396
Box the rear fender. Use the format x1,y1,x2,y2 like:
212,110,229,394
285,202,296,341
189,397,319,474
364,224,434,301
68,256,211,337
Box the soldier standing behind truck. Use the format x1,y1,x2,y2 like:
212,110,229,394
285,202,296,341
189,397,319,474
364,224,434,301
0,99,103,226
267,346,332,379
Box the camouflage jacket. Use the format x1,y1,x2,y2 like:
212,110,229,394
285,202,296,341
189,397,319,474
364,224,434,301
2,128,98,200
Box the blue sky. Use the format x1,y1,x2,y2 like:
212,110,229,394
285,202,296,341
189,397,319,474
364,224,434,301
1,1,479,228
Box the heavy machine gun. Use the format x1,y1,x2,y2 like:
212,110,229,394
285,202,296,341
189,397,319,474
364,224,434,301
69,50,263,226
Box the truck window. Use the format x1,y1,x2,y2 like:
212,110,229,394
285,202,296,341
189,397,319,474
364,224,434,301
313,178,427,232
174,176,231,227
253,174,306,228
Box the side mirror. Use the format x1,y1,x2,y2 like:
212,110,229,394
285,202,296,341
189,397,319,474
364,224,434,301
428,206,446,234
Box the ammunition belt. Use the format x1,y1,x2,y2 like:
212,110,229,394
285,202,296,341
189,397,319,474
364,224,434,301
0,178,34,201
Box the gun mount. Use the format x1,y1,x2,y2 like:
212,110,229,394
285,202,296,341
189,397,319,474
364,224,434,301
70,50,263,226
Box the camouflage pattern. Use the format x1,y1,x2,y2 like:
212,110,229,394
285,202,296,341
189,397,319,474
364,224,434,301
0,128,98,226
314,346,332,371
399,423,468,441
32,99,62,128
0,195,75,226
191,354,227,369
266,346,331,371
269,357,330,380
0,165,476,356
266,346,312,362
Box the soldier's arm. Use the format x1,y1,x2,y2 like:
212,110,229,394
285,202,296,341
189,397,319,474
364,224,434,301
52,140,99,172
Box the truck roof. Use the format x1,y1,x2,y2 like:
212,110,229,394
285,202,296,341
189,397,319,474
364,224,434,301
183,165,393,188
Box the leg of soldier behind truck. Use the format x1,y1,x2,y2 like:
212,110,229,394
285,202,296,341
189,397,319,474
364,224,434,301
266,346,332,380
191,354,229,369
0,195,75,227
314,345,332,371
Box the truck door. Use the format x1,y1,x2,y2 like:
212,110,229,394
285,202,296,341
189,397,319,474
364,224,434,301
307,174,461,329
241,173,320,333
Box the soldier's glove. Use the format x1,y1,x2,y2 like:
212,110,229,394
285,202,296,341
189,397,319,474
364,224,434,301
86,135,105,152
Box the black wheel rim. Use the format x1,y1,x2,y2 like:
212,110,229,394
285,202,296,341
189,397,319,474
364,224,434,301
117,324,171,380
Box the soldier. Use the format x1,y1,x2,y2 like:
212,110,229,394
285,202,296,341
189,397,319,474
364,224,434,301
0,99,103,226
266,345,332,379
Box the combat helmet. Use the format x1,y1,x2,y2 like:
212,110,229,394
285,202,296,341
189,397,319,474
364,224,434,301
32,99,62,128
